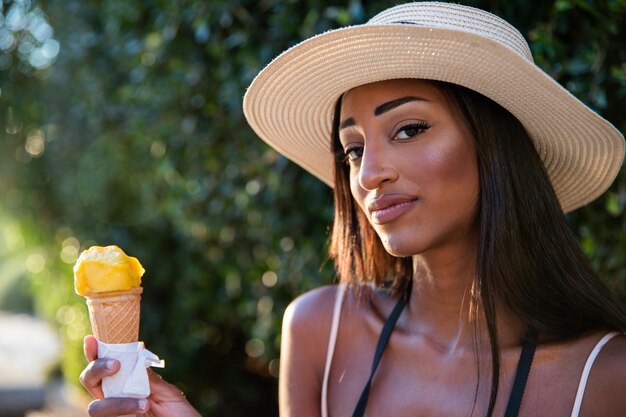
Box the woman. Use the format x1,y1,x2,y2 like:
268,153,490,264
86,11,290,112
80,2,626,416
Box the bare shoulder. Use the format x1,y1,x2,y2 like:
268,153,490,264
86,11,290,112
283,285,341,335
281,285,344,372
284,284,384,332
579,332,626,417
589,333,626,387
279,285,344,416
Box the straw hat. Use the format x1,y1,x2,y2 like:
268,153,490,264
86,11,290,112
243,1,624,212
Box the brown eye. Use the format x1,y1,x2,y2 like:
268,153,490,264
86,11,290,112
395,122,430,140
344,146,364,162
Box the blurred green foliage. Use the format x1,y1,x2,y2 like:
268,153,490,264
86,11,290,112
0,0,625,415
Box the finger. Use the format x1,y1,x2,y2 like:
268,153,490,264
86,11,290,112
147,370,189,401
147,369,178,395
87,398,149,417
147,368,163,381
84,335,99,362
80,358,120,399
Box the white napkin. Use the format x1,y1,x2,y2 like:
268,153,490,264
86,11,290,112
97,340,165,398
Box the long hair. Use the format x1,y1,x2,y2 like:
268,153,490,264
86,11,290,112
328,80,626,416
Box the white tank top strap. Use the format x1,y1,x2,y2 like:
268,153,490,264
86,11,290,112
570,331,621,417
321,284,347,417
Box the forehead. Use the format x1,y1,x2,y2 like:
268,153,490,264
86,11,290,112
341,79,446,113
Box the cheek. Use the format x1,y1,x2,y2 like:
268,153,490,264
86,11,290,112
421,135,479,195
413,137,480,230
349,171,367,211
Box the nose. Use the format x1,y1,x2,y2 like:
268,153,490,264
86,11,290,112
358,141,398,190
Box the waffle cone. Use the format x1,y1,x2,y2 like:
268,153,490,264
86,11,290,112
86,288,142,343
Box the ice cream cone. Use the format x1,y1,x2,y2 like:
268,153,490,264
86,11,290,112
86,288,143,343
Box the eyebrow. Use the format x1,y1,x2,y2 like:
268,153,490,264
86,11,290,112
339,96,430,130
375,95,429,115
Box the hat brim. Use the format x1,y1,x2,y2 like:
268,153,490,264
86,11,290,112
243,24,624,212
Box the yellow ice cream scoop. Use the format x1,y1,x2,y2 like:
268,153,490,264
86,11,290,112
74,245,145,296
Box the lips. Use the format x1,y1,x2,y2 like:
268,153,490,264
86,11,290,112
367,194,419,225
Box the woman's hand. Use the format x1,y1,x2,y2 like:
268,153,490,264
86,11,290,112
80,335,201,417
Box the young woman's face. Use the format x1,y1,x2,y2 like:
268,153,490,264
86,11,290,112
339,79,480,257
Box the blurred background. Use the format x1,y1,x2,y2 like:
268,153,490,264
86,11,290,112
0,0,625,415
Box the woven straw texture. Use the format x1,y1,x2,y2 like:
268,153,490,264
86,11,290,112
243,2,624,213
86,288,142,344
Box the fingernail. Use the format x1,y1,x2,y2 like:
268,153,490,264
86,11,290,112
137,399,148,411
104,359,115,370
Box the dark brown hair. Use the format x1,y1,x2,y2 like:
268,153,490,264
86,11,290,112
328,80,626,416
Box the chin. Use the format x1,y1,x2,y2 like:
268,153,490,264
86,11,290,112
380,236,422,258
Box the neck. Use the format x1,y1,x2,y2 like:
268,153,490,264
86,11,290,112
399,245,524,354
403,249,476,353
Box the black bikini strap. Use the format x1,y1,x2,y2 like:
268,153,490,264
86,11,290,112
352,282,411,417
503,330,538,417
351,278,536,417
